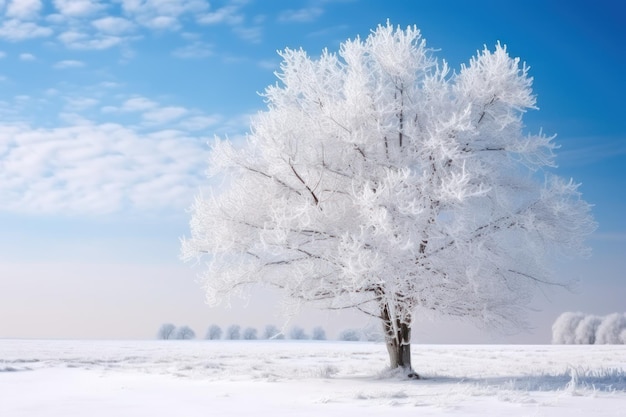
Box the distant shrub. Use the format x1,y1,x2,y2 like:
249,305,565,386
226,324,241,340
339,329,360,342
243,327,258,340
175,325,196,340
157,323,176,340
206,325,222,340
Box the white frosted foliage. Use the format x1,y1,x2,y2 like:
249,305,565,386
182,23,595,368
552,312,585,344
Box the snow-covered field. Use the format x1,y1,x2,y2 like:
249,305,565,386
1,340,625,416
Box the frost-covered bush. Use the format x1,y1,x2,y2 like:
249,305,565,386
226,324,241,340
289,326,309,340
243,327,258,340
175,325,196,340
596,313,626,344
552,312,626,345
339,329,361,342
574,315,602,345
552,312,585,344
206,324,222,340
312,326,326,341
263,324,285,340
157,323,176,340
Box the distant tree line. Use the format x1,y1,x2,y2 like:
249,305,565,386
552,312,626,344
156,323,196,340
156,323,384,341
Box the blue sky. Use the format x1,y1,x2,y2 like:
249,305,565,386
0,0,624,342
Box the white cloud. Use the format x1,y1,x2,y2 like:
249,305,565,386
53,60,86,69
58,30,123,50
197,5,243,25
179,114,221,131
63,96,99,111
19,53,36,61
92,17,135,35
142,106,188,124
121,96,159,112
0,122,209,215
143,15,179,30
278,7,324,23
119,0,210,31
6,0,42,20
233,25,262,43
172,41,213,59
0,51,6,59
257,59,278,71
0,19,53,41
53,0,105,17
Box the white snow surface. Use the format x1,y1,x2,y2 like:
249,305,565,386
1,340,625,416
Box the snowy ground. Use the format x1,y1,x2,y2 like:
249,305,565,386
1,340,625,416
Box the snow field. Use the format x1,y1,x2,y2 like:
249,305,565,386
1,340,625,416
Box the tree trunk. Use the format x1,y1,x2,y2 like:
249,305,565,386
382,303,419,379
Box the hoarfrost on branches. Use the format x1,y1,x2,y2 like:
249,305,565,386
182,22,595,373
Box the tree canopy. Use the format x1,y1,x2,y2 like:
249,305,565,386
182,22,595,373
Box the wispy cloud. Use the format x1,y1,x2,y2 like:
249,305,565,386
0,19,53,41
120,96,159,112
53,59,86,69
119,0,210,31
19,53,36,61
178,114,222,131
278,7,324,23
0,121,210,215
6,0,42,20
53,0,105,17
557,137,626,167
142,106,188,125
92,16,135,35
172,41,213,59
196,1,262,43
197,4,244,25
57,30,123,50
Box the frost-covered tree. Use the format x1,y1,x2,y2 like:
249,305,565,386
552,312,585,344
289,326,309,340
574,315,601,344
243,327,258,340
339,329,361,342
596,313,626,344
263,324,285,340
182,23,595,376
206,324,223,340
226,324,241,340
175,325,196,340
157,323,176,340
312,326,326,341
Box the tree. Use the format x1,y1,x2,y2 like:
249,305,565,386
175,325,196,340
226,324,241,340
243,327,258,340
552,312,585,344
263,324,285,340
574,315,601,344
157,323,176,340
289,326,308,340
206,324,223,340
596,313,626,344
182,23,595,376
339,328,361,342
312,326,326,341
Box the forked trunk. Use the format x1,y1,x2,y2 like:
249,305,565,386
382,304,419,379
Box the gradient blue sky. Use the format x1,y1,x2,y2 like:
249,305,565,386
0,0,623,342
